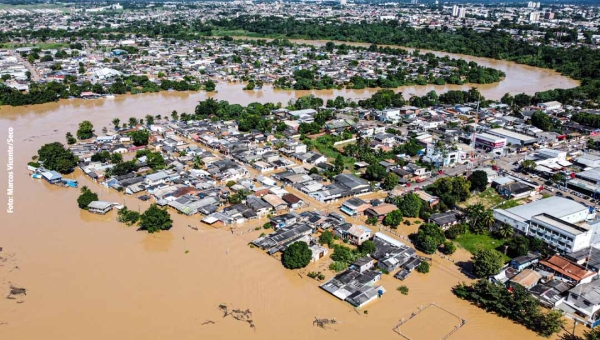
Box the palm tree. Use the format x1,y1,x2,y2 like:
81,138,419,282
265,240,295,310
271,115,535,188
480,210,496,232
193,156,204,169
498,223,514,240
112,118,120,129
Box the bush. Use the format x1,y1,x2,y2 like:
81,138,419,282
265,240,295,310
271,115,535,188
397,285,409,295
403,220,411,225
411,223,446,254
359,240,376,255
117,207,141,226
445,223,467,239
442,241,456,255
416,261,430,274
329,261,348,272
319,230,334,246
263,222,272,229
308,271,326,281
282,241,312,269
472,249,504,278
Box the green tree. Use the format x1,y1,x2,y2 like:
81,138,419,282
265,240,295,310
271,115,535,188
139,204,173,233
531,111,553,131
442,241,456,255
65,132,76,145
117,206,141,226
76,120,94,140
468,170,488,192
204,80,216,91
365,164,386,181
398,193,422,218
366,216,379,225
334,154,344,174
497,223,514,239
128,117,138,128
110,153,123,164
77,186,98,209
472,249,504,277
521,160,537,172
319,230,334,246
383,209,403,228
145,114,154,126
112,118,120,129
171,110,179,121
445,223,467,239
416,261,430,273
37,142,78,173
359,240,376,255
129,130,150,146
382,172,399,190
193,156,204,169
281,241,312,269
506,236,530,257
411,223,445,254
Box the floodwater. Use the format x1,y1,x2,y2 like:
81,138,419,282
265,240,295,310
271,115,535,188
0,40,581,340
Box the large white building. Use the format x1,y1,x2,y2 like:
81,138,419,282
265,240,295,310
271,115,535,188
488,128,538,146
494,197,599,253
474,133,506,151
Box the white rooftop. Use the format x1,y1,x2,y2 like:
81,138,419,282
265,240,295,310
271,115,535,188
504,197,587,221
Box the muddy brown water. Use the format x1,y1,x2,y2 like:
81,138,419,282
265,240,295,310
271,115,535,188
0,45,581,339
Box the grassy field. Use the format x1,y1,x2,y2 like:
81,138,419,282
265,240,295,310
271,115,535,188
495,199,521,209
455,231,510,261
459,187,506,209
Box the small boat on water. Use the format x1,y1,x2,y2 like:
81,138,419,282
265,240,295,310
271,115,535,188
188,225,199,231
104,94,115,99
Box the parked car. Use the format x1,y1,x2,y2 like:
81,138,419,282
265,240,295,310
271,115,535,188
556,192,564,196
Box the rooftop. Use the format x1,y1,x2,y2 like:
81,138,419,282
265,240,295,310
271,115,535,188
501,196,587,221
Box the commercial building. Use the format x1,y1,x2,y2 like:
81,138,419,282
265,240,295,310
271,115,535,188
494,197,598,253
474,133,506,151
487,128,538,146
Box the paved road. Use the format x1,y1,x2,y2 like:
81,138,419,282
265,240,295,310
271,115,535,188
14,51,41,81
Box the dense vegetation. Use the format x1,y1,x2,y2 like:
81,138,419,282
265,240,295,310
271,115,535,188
0,74,202,106
425,176,471,211
410,223,446,254
453,279,564,337
139,204,173,233
36,142,78,173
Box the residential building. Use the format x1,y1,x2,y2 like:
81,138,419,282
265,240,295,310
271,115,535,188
87,201,114,214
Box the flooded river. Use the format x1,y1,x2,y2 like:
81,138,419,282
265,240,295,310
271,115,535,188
0,42,580,340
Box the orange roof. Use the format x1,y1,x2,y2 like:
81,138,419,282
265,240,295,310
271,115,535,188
540,255,596,282
366,203,397,216
510,269,542,288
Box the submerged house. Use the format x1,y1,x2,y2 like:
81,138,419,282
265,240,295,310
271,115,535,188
87,201,114,214
320,269,385,308
41,170,63,184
